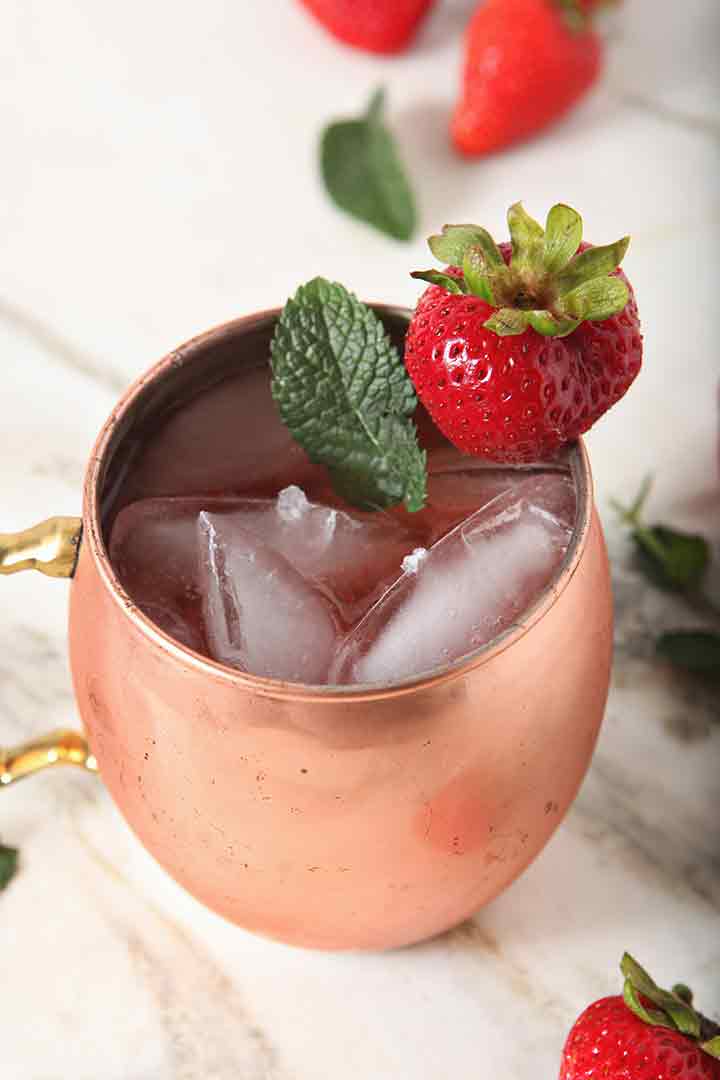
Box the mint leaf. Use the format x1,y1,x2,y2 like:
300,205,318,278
320,88,417,242
633,526,709,592
270,278,426,512
0,842,18,890
612,480,710,592
656,631,720,676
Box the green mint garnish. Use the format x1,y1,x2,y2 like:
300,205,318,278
320,88,417,242
270,277,426,513
0,842,18,891
612,477,710,592
656,631,720,677
614,478,720,683
633,524,710,593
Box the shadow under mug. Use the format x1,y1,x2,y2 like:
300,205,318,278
0,306,613,951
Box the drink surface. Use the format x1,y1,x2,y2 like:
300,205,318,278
109,364,577,686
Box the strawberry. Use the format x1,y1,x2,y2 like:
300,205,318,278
298,0,435,54
452,0,602,157
560,954,720,1079
405,201,642,463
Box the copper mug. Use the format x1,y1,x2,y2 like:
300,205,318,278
0,307,613,950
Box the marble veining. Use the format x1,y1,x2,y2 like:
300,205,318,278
1,0,718,1077
617,92,720,141
0,296,127,395
82,851,285,1080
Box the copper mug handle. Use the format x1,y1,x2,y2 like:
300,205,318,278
0,517,98,786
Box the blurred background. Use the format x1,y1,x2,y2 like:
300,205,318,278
1,0,718,510
1,2,718,1078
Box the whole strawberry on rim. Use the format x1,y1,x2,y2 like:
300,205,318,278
405,201,642,463
560,953,720,1079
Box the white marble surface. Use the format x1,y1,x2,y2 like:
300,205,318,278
1,2,719,1077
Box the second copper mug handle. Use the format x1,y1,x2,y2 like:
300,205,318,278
0,517,98,786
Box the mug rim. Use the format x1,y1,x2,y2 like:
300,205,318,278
82,305,594,703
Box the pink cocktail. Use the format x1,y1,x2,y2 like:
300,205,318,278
109,360,577,690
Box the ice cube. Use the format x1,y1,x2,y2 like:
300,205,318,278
416,453,576,543
276,484,313,523
244,487,418,614
196,487,420,618
505,470,577,532
198,512,338,683
420,470,517,543
118,365,324,508
110,489,421,639
401,548,428,575
109,495,252,653
331,479,573,686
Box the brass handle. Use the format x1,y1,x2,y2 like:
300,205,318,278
0,516,97,785
0,516,83,577
1,730,97,786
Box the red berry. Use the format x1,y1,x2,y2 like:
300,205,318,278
452,0,602,157
561,996,720,1079
298,0,435,54
407,203,642,464
560,954,720,1080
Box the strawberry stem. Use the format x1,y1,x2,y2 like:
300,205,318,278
622,980,676,1031
365,86,385,126
619,954,720,1061
672,984,694,1006
412,202,631,340
554,0,590,33
610,479,673,569
555,0,620,31
702,1035,720,1060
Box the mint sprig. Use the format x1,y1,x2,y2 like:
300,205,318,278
613,478,720,678
320,88,417,242
612,477,710,593
0,842,18,891
270,278,426,512
656,631,720,678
